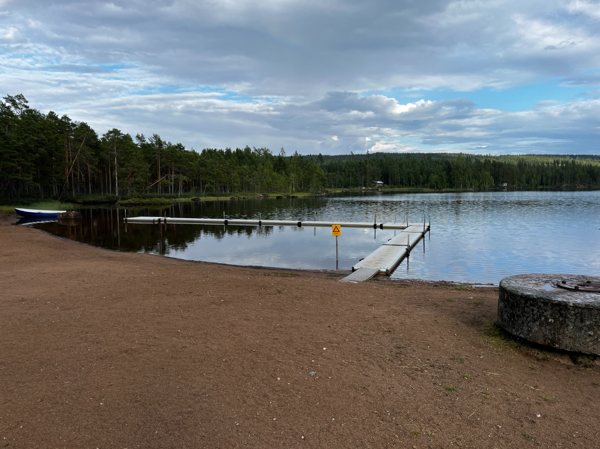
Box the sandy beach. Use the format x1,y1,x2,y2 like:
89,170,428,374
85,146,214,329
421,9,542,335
1,212,599,448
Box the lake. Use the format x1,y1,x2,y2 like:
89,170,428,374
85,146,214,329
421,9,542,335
30,190,600,284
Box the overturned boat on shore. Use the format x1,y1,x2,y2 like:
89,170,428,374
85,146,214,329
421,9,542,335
14,208,66,219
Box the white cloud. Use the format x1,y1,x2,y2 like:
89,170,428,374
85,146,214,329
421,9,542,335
0,0,599,154
0,26,18,40
567,0,600,19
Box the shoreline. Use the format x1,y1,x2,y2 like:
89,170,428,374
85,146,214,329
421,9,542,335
1,212,599,447
3,186,599,213
7,211,496,286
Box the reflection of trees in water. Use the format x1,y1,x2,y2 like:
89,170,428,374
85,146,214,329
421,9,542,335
33,199,325,255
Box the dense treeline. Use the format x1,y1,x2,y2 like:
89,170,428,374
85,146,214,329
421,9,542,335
1,94,599,200
316,152,600,190
0,94,327,199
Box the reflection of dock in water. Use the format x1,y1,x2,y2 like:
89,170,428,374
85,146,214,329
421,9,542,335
124,216,430,282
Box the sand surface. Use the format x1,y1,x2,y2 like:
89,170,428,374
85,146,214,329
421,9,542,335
1,213,599,448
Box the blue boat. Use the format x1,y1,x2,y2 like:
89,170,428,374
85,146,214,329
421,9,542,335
14,207,66,218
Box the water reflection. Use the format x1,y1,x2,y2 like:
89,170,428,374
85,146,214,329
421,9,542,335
31,191,600,284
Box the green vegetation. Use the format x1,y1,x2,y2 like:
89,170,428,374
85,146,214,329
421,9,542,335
0,201,78,212
2,94,600,203
485,322,521,349
0,95,327,201
316,152,600,190
445,387,458,391
116,198,174,206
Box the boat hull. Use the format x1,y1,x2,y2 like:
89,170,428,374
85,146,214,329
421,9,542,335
14,208,67,218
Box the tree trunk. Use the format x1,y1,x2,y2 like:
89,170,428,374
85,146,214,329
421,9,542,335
114,140,119,196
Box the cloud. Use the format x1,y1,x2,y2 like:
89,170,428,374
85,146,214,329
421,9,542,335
0,0,600,155
35,88,597,155
40,64,112,73
0,25,18,40
4,0,600,96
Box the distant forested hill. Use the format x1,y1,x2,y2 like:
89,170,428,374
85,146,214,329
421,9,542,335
1,94,599,200
308,153,600,190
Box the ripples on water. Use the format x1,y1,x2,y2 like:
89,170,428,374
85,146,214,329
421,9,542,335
32,191,600,284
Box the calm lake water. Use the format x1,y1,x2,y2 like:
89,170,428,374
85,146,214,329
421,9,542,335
30,191,600,284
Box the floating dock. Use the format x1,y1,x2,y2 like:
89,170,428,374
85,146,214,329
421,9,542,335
124,216,430,282
340,224,429,282
124,216,412,230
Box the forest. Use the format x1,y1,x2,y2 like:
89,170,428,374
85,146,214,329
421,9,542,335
1,94,600,201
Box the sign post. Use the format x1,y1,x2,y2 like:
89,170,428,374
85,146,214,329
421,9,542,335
332,225,341,269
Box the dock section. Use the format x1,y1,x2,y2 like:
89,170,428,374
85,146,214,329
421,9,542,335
124,216,411,230
124,215,429,282
342,223,430,281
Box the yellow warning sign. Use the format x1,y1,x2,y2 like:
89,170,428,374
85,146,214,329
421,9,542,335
332,225,341,236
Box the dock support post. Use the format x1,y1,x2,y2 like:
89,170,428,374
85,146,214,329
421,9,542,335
336,235,339,270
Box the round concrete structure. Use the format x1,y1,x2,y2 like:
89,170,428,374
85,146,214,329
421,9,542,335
497,274,600,355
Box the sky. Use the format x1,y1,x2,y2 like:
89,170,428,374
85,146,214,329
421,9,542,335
1,0,600,155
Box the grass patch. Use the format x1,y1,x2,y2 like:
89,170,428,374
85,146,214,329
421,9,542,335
446,298,454,302
523,434,535,441
412,431,421,438
453,285,473,291
29,201,77,210
484,322,520,349
2,201,78,212
451,357,464,362
72,194,118,205
117,198,174,206
395,344,408,349
445,387,458,391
